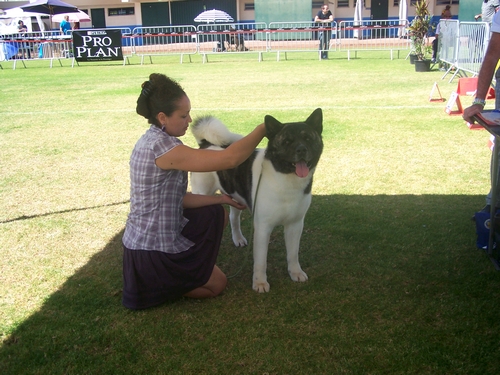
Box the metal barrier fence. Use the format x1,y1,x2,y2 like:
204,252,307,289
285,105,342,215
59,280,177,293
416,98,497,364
131,25,197,64
438,21,489,82
1,20,409,67
0,28,133,68
436,19,459,72
196,22,267,62
267,21,337,61
337,19,410,60
0,30,71,69
2,19,492,70
456,22,489,78
112,27,134,64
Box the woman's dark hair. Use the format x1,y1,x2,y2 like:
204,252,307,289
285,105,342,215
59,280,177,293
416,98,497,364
136,73,186,127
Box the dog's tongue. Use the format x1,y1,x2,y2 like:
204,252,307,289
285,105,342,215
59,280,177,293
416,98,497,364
295,162,309,178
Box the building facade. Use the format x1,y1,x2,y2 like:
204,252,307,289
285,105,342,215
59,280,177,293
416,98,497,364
0,0,461,30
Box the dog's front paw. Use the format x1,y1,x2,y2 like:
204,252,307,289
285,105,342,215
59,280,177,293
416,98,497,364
289,269,308,282
232,233,248,247
253,281,270,293
252,273,270,293
233,236,248,247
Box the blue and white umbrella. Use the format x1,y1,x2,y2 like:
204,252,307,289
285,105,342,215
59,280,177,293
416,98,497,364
194,9,233,23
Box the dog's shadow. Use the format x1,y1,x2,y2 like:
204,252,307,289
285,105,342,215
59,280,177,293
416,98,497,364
217,193,484,287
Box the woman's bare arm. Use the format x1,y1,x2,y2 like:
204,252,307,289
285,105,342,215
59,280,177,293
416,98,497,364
156,123,266,172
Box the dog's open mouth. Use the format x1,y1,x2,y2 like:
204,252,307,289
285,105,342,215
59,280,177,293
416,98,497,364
294,161,310,178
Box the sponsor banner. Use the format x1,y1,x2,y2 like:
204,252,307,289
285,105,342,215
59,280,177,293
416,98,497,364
73,29,123,62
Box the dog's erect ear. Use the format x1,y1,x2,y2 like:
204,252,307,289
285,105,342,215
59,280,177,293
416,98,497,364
305,108,323,135
264,115,284,139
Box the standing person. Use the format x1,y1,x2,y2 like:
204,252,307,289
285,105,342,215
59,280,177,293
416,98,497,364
314,4,333,59
17,20,31,59
476,0,500,108
17,19,27,33
122,73,266,310
432,6,453,63
441,5,452,19
60,15,71,35
463,11,500,215
475,0,500,24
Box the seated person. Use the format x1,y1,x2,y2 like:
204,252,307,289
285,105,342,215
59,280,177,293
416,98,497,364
227,27,247,51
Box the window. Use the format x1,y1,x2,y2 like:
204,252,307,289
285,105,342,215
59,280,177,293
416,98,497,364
108,7,134,16
410,0,458,5
244,3,254,11
436,0,459,5
312,1,325,8
337,0,350,8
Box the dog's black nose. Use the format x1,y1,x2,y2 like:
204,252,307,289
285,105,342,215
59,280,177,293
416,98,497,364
296,144,307,158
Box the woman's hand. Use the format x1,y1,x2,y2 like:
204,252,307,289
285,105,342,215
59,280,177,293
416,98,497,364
220,194,247,210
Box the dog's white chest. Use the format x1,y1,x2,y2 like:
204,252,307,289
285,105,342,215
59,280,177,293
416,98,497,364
252,159,312,223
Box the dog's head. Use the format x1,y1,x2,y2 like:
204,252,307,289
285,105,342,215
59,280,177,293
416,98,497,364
264,108,323,178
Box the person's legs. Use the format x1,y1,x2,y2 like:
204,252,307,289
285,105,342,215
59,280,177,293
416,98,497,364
432,37,438,62
324,30,331,59
485,68,500,209
485,143,500,208
319,31,326,59
495,67,500,110
183,265,227,298
182,207,229,299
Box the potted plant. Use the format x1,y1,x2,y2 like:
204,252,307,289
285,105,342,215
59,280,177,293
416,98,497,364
408,0,432,71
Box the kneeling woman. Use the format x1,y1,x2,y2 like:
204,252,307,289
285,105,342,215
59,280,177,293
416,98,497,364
122,73,266,309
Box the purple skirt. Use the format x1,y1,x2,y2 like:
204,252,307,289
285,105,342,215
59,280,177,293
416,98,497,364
122,204,225,310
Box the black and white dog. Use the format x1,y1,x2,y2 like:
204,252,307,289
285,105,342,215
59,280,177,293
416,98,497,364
190,109,323,292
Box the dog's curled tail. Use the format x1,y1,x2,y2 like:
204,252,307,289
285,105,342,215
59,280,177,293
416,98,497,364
191,116,243,148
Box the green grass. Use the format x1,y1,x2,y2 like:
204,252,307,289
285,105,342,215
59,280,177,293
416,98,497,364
1,52,500,374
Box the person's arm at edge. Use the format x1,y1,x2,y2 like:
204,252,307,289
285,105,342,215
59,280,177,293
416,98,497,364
463,32,500,123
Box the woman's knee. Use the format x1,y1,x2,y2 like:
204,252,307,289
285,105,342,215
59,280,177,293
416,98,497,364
211,265,227,295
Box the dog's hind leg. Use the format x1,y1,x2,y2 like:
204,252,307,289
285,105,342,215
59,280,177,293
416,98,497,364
190,172,218,195
284,220,308,283
229,206,247,247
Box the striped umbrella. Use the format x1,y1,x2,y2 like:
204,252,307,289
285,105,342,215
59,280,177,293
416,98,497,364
194,9,233,23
